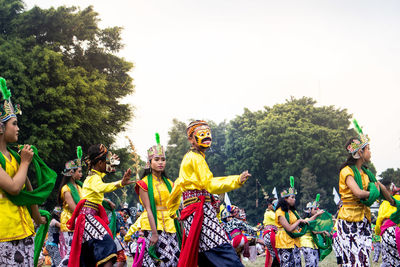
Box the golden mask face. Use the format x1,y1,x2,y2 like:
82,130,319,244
194,126,212,148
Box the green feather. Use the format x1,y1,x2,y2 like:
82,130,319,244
315,193,320,203
76,146,83,160
353,119,363,134
155,132,160,145
290,176,294,188
0,77,11,101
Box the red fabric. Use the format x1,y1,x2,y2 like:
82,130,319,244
134,180,148,195
380,219,396,236
262,229,279,265
66,199,113,267
265,248,270,267
177,195,206,267
232,233,248,248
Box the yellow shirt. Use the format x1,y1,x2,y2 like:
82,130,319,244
263,209,276,226
337,166,371,222
375,195,400,235
167,151,243,218
60,184,82,232
81,170,120,204
0,153,35,242
124,213,144,242
300,218,317,249
136,175,176,233
275,208,301,249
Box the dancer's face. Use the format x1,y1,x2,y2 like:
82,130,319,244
4,118,19,143
286,195,296,207
190,126,212,150
151,156,166,173
73,167,82,181
359,144,371,162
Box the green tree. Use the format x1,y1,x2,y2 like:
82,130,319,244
298,168,327,214
380,168,400,185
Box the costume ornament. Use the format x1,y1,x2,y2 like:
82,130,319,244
280,176,297,198
347,119,370,159
0,77,21,123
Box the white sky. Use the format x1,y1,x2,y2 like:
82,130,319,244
25,0,400,175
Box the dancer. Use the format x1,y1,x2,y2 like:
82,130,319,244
375,180,400,266
336,120,393,267
67,144,134,267
0,77,50,266
134,133,180,266
167,120,251,267
300,195,326,267
275,176,307,267
263,196,279,267
58,148,83,266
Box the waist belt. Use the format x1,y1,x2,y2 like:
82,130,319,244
183,195,211,207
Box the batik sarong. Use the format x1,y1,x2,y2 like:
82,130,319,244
59,232,73,266
336,217,372,267
372,241,381,262
0,236,34,267
140,231,180,267
381,225,400,266
277,246,301,267
301,247,319,267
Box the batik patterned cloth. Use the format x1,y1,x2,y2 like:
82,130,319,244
302,247,319,267
336,217,372,267
59,231,73,266
263,226,277,258
372,241,381,262
0,236,34,267
277,246,301,267
332,235,343,264
141,231,180,267
223,218,256,236
183,201,229,252
381,226,400,266
46,244,62,267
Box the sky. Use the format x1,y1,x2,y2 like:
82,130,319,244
25,0,400,175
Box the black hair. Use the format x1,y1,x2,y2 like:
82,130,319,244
275,196,297,212
57,170,80,205
87,144,107,169
340,137,368,170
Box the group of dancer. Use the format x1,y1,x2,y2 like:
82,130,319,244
1,72,400,267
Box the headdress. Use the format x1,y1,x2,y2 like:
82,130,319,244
280,176,297,198
146,133,166,168
62,146,84,176
186,120,209,137
0,77,21,123
85,144,108,170
347,119,370,159
304,194,320,213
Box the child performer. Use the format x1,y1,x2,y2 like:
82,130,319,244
167,120,251,267
67,144,134,267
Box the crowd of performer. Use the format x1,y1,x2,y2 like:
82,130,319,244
1,74,400,267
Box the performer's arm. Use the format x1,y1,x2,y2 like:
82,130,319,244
63,191,77,212
139,187,159,246
278,214,307,233
345,175,370,199
92,169,133,193
0,145,33,195
167,177,183,218
25,177,47,225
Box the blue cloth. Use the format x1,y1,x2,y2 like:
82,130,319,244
198,243,244,267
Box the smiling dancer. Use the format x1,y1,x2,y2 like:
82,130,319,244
167,120,251,267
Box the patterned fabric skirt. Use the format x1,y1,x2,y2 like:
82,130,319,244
59,231,73,266
332,235,343,264
46,244,62,267
372,241,381,262
277,246,301,267
141,231,180,267
301,247,319,267
381,225,400,266
0,236,34,267
263,225,277,258
336,217,372,267
183,201,229,252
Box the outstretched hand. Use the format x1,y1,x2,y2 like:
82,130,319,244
239,170,251,184
121,168,135,186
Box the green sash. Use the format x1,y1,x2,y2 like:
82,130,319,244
308,211,334,261
0,146,57,267
67,180,82,205
350,165,380,206
147,174,182,260
284,210,309,238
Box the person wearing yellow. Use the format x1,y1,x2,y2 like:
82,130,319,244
66,144,134,267
262,197,278,267
134,133,180,266
275,177,308,267
336,120,393,267
57,150,83,266
0,78,47,266
167,120,251,267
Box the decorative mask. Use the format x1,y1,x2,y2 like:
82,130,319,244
106,151,120,173
194,125,212,148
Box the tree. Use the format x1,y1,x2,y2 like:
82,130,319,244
298,168,327,214
380,168,400,185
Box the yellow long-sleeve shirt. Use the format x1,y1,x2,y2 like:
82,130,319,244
167,150,244,218
81,169,121,204
0,153,35,242
375,194,400,235
263,209,276,226
124,213,144,242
